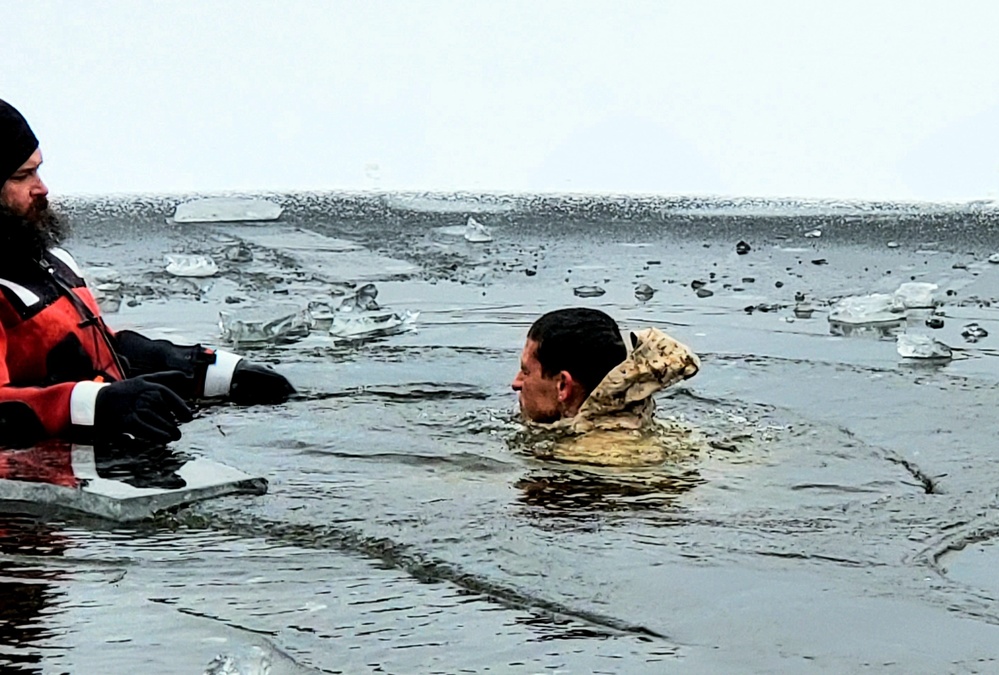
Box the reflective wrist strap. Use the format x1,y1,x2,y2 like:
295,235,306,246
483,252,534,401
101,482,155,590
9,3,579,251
203,349,243,397
70,380,109,426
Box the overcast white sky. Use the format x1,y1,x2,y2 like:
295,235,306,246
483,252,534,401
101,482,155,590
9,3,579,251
3,1,999,201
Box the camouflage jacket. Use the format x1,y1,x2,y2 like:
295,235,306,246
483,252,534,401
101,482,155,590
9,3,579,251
530,328,701,466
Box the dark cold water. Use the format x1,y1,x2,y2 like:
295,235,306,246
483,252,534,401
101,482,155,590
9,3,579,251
4,192,999,673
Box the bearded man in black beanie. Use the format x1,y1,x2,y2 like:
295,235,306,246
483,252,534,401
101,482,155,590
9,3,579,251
0,99,295,448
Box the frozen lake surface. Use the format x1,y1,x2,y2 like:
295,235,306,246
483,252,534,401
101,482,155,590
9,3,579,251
4,192,999,673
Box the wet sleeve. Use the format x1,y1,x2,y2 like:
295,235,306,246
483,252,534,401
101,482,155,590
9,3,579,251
113,329,243,398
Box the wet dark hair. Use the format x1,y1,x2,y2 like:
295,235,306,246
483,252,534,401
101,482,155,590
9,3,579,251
527,307,627,395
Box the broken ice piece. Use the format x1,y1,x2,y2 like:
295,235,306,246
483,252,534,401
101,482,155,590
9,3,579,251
573,285,606,298
338,283,380,312
804,229,822,238
634,283,655,301
893,282,938,309
793,303,815,319
328,310,419,342
962,323,989,342
464,216,493,243
897,333,952,360
173,197,283,223
165,254,218,278
224,242,254,262
989,253,999,264
218,308,313,346
828,293,902,325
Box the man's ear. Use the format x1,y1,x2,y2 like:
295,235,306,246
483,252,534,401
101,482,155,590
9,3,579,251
556,370,576,402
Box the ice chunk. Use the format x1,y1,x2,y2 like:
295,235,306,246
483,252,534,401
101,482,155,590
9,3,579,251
173,197,283,223
989,253,999,264
573,285,606,298
804,229,822,238
86,266,122,286
203,647,272,675
307,300,336,332
223,242,253,262
897,333,952,360
793,302,815,319
0,444,267,522
338,283,380,312
86,267,123,313
962,323,989,342
464,216,493,243
219,308,313,347
165,254,218,278
893,282,938,309
828,293,902,324
329,309,419,343
634,283,655,301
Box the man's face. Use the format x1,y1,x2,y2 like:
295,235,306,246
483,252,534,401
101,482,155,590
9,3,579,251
512,339,561,423
1,148,48,219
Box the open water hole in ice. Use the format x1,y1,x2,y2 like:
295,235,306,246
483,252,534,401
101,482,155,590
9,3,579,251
5,193,999,673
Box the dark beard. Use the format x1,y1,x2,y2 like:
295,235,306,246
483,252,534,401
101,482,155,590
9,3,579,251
0,201,69,276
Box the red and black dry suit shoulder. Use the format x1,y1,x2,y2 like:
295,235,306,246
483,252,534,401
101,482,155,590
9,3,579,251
0,247,242,446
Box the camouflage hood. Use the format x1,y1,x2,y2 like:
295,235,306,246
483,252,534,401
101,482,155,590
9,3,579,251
565,327,700,433
526,328,701,466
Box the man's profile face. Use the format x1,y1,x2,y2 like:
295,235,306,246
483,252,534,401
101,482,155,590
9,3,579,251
1,148,48,219
512,339,561,423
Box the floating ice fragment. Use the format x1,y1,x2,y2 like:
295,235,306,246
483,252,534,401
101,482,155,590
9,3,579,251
173,197,283,223
828,293,902,324
887,241,900,249
897,333,952,360
962,323,989,342
86,266,122,285
893,282,938,309
329,310,419,342
218,308,313,346
86,267,123,313
165,254,218,277
464,216,493,243
338,283,380,312
573,285,606,298
804,229,822,238
989,253,999,264
793,302,815,319
203,646,273,675
634,283,655,301
223,242,253,262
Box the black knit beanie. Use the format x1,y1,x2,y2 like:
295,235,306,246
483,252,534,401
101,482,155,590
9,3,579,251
0,100,39,185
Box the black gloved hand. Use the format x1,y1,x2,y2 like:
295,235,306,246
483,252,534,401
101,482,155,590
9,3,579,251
229,360,295,405
94,372,194,444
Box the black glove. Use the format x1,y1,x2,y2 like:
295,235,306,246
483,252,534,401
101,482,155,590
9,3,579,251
229,360,295,405
94,372,194,444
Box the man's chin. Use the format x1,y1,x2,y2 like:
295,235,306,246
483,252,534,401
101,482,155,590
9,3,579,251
519,407,560,425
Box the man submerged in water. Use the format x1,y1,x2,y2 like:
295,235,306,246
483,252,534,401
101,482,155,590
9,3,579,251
511,307,701,465
0,99,295,448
